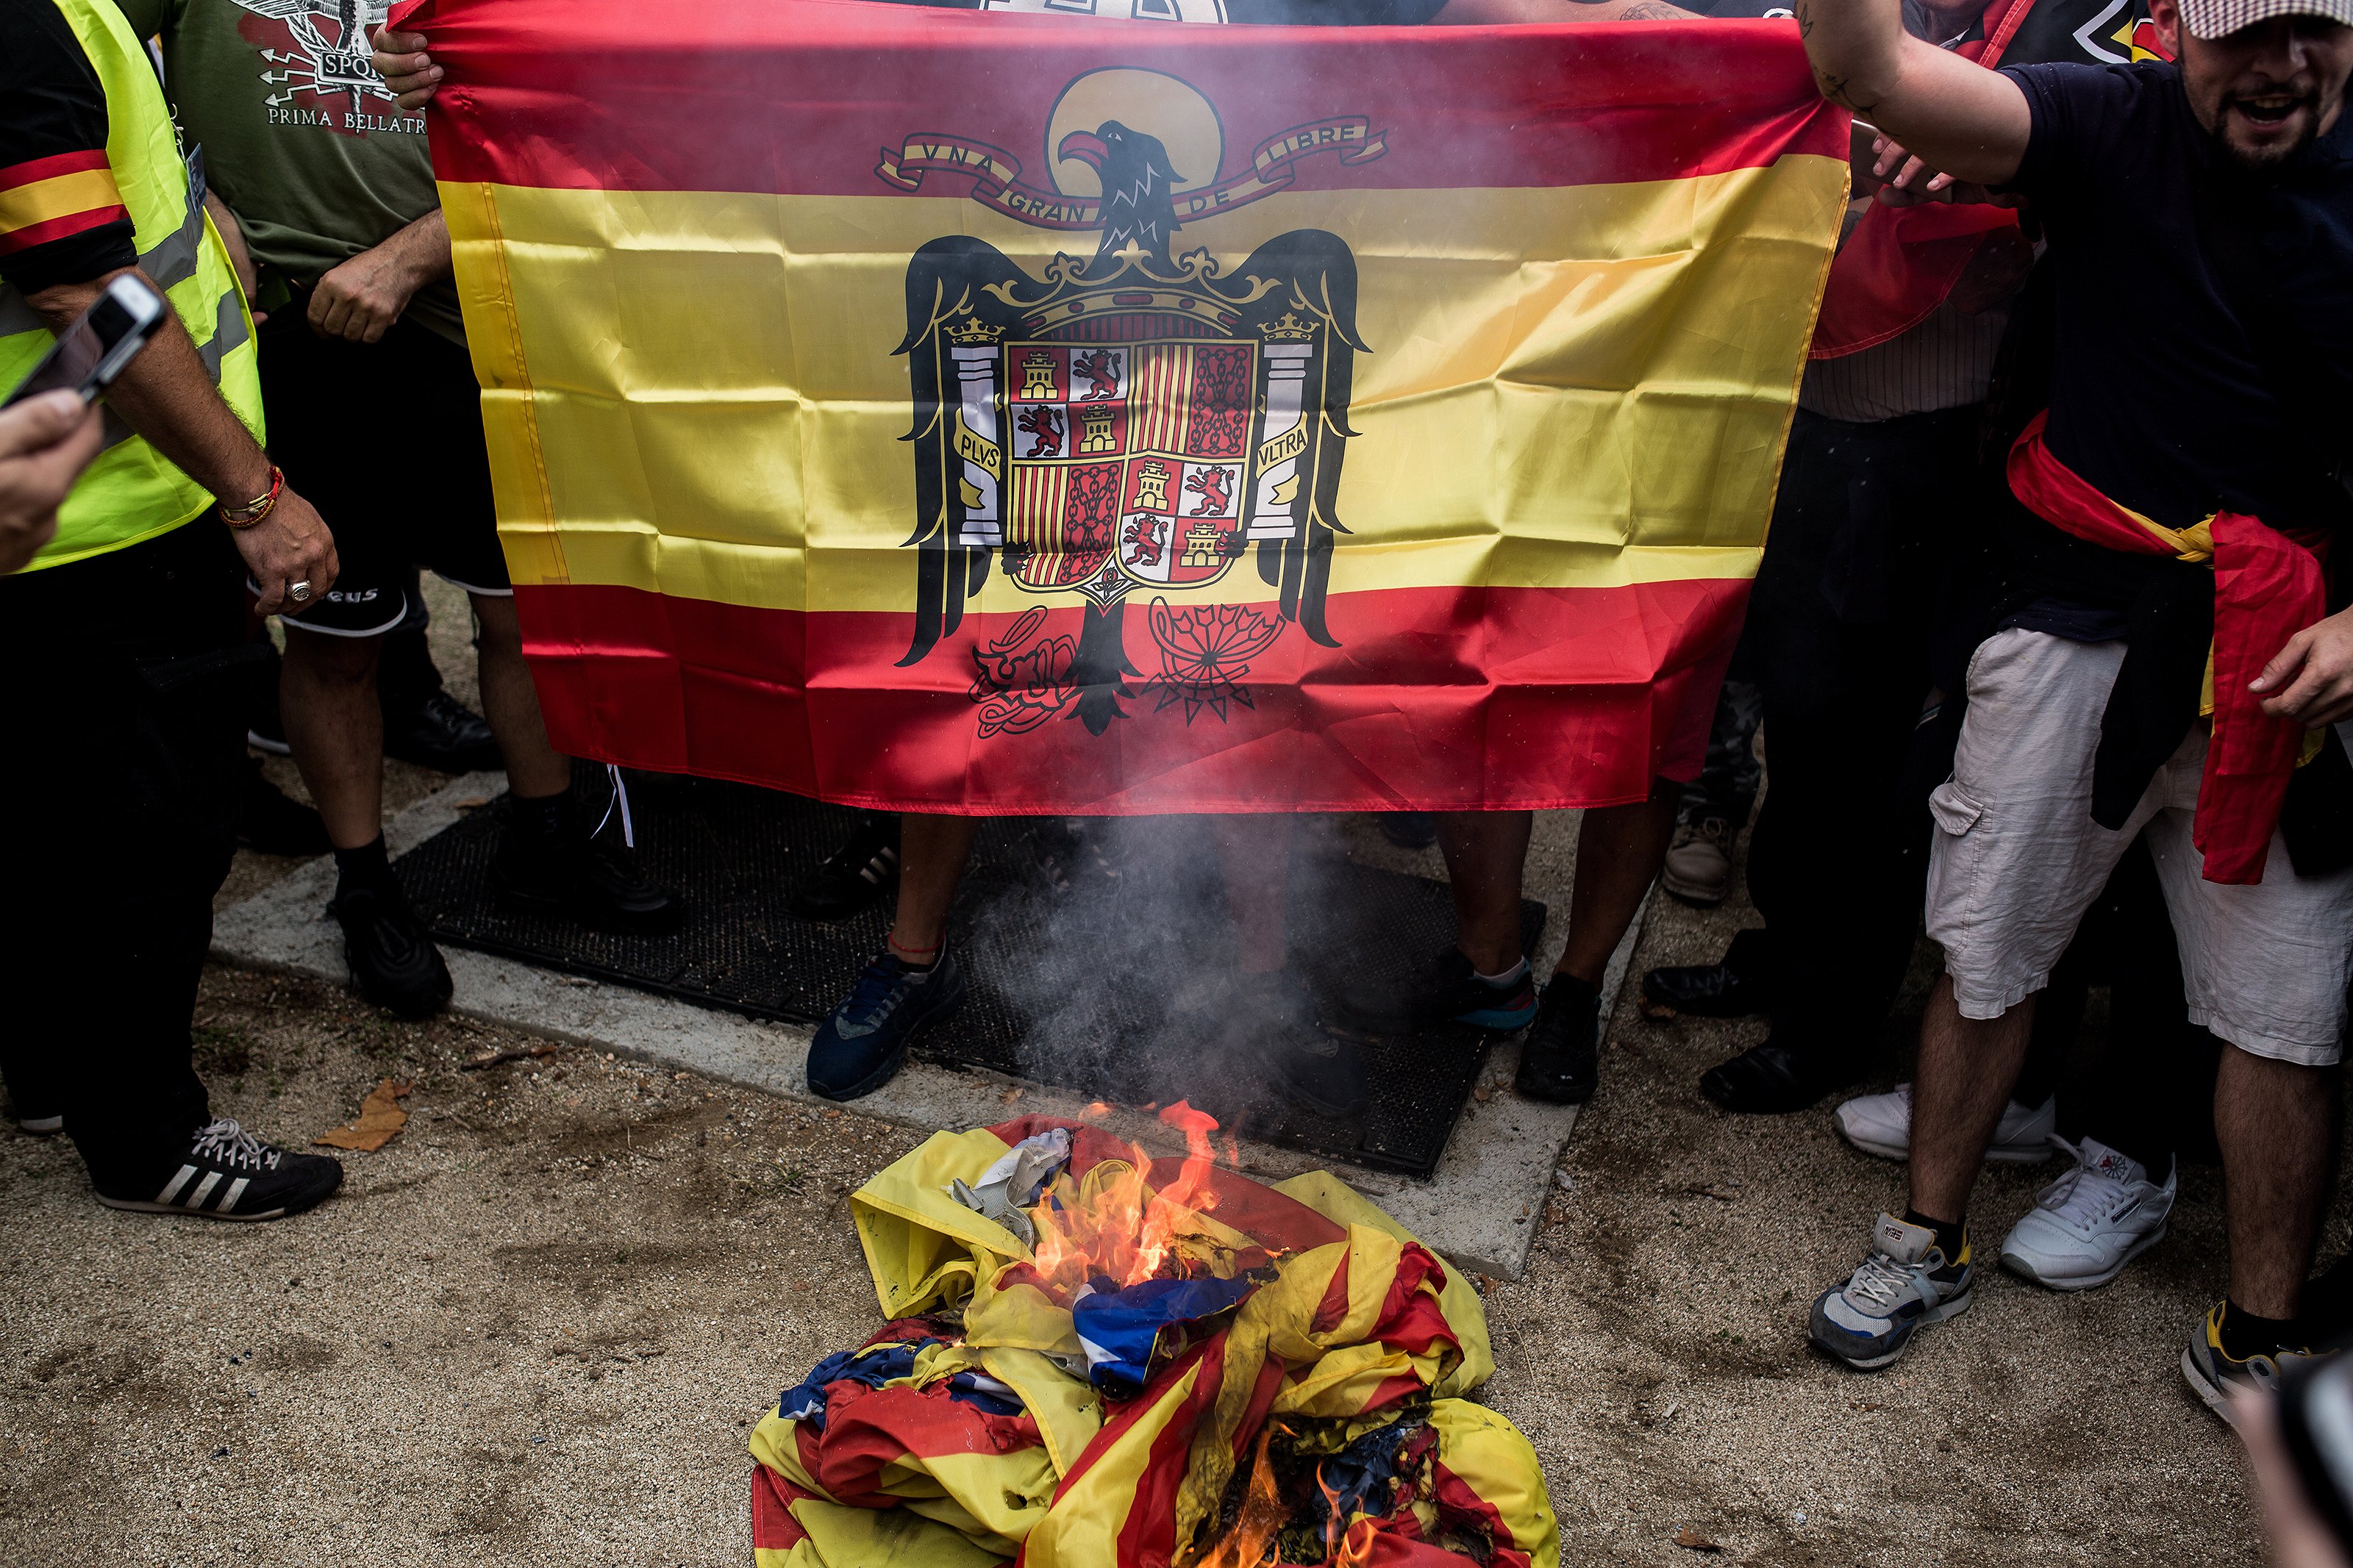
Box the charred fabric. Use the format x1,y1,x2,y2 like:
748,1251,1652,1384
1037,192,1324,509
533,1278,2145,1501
748,1106,1556,1567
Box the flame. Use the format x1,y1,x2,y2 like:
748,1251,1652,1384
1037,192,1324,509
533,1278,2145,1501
1313,1464,1378,1568
1194,1422,1285,1568
1333,1517,1377,1567
1028,1101,1224,1292
1317,1464,1343,1563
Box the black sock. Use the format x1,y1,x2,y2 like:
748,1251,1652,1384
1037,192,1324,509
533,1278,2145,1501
332,835,393,898
509,790,571,844
2218,1299,2299,1360
1903,1208,1968,1267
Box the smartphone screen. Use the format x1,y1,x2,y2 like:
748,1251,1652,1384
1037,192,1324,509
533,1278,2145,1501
3,277,163,409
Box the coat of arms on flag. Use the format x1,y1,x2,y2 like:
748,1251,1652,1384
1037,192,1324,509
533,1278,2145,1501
406,0,1852,814
893,74,1372,734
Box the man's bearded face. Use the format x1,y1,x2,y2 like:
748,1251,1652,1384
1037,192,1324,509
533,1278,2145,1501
2179,14,2353,169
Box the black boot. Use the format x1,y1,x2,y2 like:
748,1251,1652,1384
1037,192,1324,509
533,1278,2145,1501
331,839,452,1020
1696,1038,1861,1114
382,690,501,773
493,791,683,935
1516,975,1599,1104
1641,927,1774,1020
377,623,502,773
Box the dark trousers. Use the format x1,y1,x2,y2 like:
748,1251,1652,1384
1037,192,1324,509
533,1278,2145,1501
1743,405,1984,1063
1678,676,1764,828
0,523,248,1190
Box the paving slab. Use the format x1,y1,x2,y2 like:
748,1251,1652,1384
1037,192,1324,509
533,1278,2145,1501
210,773,1646,1278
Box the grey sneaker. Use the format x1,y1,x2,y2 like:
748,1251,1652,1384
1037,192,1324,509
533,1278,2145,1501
2182,1300,2319,1423
1809,1212,1974,1371
1661,817,1734,907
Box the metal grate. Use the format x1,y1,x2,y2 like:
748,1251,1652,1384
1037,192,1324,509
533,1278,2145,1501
396,770,1543,1177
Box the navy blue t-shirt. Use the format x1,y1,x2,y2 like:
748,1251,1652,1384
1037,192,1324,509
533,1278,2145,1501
2002,60,2353,534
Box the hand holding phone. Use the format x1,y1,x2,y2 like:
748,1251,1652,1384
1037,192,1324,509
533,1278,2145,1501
3,273,167,410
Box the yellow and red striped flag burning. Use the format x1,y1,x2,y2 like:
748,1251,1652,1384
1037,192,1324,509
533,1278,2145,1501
398,0,1846,812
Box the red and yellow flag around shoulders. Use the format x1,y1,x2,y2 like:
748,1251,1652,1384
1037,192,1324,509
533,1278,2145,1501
397,0,1846,813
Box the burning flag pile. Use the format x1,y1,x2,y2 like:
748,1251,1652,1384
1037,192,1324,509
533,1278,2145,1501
749,1106,1555,1567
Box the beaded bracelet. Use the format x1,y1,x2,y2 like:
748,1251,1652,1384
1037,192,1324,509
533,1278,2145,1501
218,465,284,530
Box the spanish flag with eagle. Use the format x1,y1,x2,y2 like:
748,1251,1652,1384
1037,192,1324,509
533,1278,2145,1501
396,0,1847,813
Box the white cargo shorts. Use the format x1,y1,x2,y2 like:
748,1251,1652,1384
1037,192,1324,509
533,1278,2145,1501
1925,628,2353,1067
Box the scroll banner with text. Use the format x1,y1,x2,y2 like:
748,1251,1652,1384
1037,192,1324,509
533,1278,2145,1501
396,0,1846,813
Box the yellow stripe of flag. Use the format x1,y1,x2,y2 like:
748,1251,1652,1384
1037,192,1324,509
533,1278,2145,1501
0,167,124,238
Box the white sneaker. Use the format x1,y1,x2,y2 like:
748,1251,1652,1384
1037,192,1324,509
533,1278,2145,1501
2000,1136,2174,1291
1832,1084,2055,1163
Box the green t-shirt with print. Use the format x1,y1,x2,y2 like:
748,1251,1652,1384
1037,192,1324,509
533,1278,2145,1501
111,0,464,343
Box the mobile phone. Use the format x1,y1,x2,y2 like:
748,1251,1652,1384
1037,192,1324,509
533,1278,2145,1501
1,273,167,410
1851,118,1887,179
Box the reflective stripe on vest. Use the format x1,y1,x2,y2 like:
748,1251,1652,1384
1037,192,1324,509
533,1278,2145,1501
0,0,265,572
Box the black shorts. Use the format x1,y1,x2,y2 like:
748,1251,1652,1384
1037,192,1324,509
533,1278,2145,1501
257,309,509,637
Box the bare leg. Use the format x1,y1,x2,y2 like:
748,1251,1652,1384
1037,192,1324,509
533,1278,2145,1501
1907,974,2036,1224
1434,811,1534,973
890,812,981,956
1552,784,1679,985
2216,1048,2336,1321
279,628,385,851
1213,815,1295,974
470,593,571,801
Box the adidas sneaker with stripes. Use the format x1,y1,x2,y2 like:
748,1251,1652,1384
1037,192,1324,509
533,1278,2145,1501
95,1118,343,1222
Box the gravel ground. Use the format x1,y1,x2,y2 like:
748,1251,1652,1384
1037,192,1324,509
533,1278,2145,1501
0,637,2306,1564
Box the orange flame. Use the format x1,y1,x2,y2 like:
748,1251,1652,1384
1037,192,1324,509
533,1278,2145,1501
1332,1517,1377,1568
1313,1464,1378,1568
1194,1422,1285,1568
1028,1101,1224,1292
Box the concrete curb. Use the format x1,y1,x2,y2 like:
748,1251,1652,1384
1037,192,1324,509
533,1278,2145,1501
210,773,1646,1278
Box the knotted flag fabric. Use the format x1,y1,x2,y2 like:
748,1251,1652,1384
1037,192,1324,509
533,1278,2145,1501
1809,0,2163,359
398,0,1846,813
744,1117,1555,1567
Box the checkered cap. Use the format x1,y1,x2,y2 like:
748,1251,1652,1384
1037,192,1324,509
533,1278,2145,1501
2179,0,2353,38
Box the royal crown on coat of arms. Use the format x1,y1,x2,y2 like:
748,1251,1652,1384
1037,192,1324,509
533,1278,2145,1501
884,71,1384,735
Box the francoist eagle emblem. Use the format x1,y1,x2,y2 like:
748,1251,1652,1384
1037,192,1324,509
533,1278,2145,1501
882,71,1385,736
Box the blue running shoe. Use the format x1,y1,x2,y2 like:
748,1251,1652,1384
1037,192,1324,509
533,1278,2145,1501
807,946,966,1101
1327,946,1538,1039
1809,1213,1974,1371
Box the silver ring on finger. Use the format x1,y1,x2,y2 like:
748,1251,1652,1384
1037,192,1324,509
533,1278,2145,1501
288,580,313,604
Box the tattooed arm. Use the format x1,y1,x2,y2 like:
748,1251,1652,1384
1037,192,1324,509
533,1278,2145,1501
1794,0,2030,182
1436,0,1701,21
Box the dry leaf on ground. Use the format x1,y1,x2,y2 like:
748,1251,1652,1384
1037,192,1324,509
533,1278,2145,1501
1674,1526,1724,1553
314,1079,413,1151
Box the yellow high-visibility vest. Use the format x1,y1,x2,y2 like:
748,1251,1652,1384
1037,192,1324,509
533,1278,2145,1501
0,0,263,570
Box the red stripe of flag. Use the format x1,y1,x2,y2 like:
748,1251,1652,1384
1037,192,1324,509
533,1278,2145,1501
0,148,111,190
511,579,1749,814
749,1465,815,1550
0,204,130,257
396,0,1843,196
